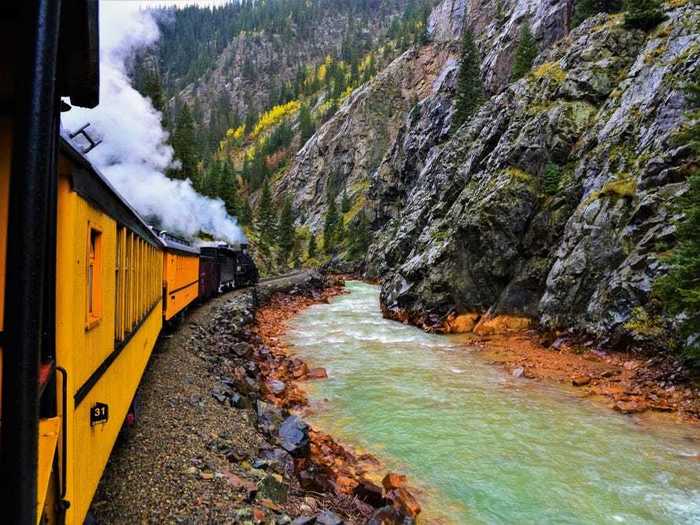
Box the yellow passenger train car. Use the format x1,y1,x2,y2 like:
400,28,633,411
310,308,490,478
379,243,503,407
54,139,165,524
1,2,165,523
159,232,201,322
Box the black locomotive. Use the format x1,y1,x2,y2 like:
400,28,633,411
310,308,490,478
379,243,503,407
199,242,259,299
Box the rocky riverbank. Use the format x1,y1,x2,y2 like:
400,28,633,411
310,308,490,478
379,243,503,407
470,330,700,424
90,271,421,524
383,297,700,424
251,279,424,524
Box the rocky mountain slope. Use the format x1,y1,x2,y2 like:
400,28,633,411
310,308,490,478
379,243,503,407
152,0,426,158
273,0,700,348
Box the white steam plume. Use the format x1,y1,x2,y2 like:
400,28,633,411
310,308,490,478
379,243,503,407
61,1,246,244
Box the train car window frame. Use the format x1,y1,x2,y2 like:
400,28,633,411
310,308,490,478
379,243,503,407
86,224,103,330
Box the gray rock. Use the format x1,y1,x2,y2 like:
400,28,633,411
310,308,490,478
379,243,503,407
258,447,295,477
231,341,254,358
256,401,284,434
315,511,343,525
291,517,315,525
267,379,286,395
278,416,310,457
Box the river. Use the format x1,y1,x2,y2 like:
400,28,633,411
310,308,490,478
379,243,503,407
284,281,700,524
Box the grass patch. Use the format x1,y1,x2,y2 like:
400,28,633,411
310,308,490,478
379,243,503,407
531,62,567,84
598,174,636,199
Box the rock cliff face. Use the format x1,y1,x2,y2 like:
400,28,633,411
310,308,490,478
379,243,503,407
275,42,460,231
276,0,699,346
376,4,699,345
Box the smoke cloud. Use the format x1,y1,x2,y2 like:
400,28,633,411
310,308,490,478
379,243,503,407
61,1,246,244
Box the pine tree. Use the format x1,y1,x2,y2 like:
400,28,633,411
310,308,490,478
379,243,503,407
624,0,666,31
572,0,623,27
239,199,253,226
340,190,352,213
256,180,276,246
292,238,302,268
143,69,164,113
308,234,317,259
654,70,700,360
511,21,538,81
219,161,239,216
334,214,346,247
543,162,562,195
452,29,484,131
323,197,339,254
349,210,370,259
244,108,258,134
277,195,295,265
171,102,198,180
298,103,315,143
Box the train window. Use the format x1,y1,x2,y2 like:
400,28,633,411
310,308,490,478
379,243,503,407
86,226,103,329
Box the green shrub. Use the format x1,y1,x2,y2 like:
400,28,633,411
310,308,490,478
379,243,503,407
543,162,562,195
452,29,484,130
511,21,538,81
623,0,666,31
572,0,623,27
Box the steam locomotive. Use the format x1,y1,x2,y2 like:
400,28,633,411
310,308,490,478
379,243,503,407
0,2,257,523
160,231,259,316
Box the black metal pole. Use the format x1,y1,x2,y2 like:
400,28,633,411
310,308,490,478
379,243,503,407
0,0,62,522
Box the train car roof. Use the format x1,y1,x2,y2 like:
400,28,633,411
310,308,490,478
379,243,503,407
59,133,162,248
201,244,238,256
158,232,200,257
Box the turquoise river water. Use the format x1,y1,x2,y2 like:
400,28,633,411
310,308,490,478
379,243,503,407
284,281,700,524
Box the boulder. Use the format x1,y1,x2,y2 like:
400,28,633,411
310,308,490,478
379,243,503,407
267,379,286,395
307,367,328,380
298,467,328,492
257,473,289,504
278,415,310,457
231,341,254,358
291,517,316,525
256,401,284,434
386,488,421,518
211,391,228,404
367,505,416,525
381,472,407,490
572,375,591,387
258,447,295,477
614,400,648,414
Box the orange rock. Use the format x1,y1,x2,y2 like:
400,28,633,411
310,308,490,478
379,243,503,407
572,375,591,387
387,487,421,517
307,367,328,379
473,314,532,335
444,312,480,333
614,400,647,414
333,475,359,494
382,472,407,490
252,508,266,523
